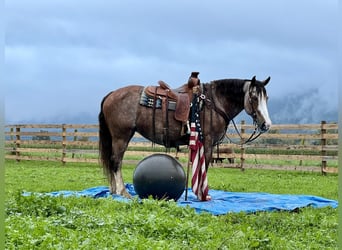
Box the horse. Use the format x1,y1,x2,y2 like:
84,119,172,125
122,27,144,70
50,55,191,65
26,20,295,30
98,75,272,198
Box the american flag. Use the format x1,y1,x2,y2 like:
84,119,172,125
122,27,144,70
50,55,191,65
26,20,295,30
189,96,209,201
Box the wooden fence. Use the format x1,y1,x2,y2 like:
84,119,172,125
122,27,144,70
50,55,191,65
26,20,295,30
4,121,338,173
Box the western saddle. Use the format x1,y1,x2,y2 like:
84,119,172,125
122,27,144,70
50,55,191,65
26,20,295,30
144,72,201,122
142,72,201,147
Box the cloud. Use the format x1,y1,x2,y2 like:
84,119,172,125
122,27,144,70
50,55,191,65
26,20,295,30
5,0,338,123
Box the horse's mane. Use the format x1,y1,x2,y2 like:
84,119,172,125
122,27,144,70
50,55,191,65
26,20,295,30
210,79,247,101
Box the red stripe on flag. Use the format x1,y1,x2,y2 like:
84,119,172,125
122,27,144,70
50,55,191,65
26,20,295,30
190,122,209,201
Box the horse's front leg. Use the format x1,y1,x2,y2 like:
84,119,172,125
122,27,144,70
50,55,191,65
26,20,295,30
204,141,213,171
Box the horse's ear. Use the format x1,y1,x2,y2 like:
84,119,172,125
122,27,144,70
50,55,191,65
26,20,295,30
263,76,271,86
251,76,256,85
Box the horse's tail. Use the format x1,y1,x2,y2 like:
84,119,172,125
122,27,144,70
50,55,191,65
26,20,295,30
98,92,116,176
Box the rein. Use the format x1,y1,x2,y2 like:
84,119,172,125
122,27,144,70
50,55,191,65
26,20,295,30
205,83,230,125
227,119,262,145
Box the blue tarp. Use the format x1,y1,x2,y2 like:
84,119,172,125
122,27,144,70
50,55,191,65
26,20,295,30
30,184,338,215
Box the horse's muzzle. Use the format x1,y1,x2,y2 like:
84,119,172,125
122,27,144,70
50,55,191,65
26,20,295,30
259,122,271,133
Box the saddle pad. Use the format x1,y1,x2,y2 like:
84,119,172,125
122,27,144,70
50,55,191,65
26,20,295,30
139,91,176,110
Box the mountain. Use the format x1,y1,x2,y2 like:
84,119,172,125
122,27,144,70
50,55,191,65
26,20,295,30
6,88,337,125
268,88,337,124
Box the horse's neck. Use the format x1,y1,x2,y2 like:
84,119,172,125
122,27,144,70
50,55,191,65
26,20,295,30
206,81,246,121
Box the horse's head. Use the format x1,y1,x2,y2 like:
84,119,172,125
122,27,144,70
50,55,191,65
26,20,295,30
244,76,272,133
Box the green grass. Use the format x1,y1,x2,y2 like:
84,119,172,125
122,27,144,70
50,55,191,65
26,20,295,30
5,160,338,249
6,150,338,171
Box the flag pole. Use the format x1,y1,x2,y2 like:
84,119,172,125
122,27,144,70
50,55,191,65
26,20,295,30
185,147,191,201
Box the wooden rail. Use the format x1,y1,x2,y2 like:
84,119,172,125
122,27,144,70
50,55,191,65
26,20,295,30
4,121,338,173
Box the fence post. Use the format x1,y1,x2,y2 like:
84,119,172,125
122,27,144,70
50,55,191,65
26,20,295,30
72,129,78,158
10,127,14,141
320,120,327,175
15,126,21,162
240,120,245,171
62,124,67,165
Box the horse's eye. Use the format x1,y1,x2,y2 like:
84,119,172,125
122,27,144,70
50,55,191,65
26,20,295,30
251,95,258,102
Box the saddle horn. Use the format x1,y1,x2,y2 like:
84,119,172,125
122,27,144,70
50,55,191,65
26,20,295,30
188,71,200,88
190,72,200,78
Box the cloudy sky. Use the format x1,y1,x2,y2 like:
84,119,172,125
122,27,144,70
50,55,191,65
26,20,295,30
5,0,338,124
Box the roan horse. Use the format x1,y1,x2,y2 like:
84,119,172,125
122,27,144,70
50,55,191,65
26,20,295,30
99,75,272,198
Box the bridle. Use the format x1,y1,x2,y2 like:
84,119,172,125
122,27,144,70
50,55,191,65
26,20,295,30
226,90,263,145
205,81,264,145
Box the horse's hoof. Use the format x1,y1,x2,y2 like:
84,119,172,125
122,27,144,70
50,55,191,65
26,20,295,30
121,191,132,199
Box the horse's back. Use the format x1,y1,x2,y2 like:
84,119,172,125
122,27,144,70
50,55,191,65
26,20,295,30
116,85,144,92
102,85,144,128
103,85,143,106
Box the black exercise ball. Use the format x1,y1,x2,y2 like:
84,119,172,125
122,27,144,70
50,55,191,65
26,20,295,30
133,154,186,201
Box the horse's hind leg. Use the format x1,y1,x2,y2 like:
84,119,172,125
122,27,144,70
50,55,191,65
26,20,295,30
109,172,116,194
110,138,132,198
